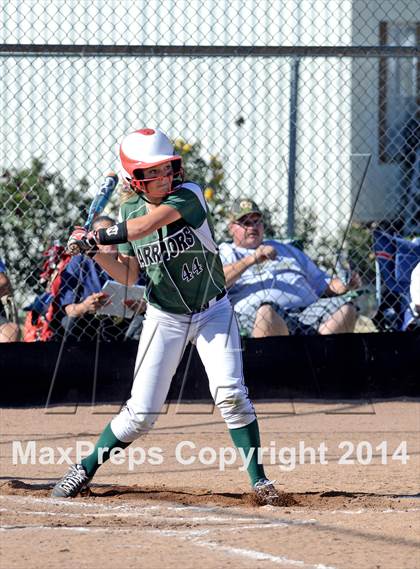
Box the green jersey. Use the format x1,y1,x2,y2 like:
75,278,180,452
118,182,226,314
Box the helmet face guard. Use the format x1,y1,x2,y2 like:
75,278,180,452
120,129,184,197
130,158,184,194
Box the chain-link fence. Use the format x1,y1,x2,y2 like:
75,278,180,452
0,0,419,342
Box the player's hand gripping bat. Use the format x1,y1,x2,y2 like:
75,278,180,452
67,171,119,255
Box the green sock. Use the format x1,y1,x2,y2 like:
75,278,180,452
81,422,129,478
229,419,266,486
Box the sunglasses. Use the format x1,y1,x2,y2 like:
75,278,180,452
235,216,263,228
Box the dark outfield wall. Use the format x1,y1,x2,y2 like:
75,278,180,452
0,332,419,406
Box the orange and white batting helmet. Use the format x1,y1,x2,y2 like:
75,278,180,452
119,128,183,193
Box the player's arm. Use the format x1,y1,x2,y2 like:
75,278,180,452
126,205,182,240
67,203,182,258
89,207,179,285
92,252,140,287
79,204,182,248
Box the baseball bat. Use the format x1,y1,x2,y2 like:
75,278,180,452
68,171,119,255
84,171,119,230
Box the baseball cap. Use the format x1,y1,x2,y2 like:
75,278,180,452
229,198,262,221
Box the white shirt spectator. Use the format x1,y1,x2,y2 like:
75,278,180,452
219,240,330,313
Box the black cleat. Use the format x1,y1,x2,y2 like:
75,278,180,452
51,464,90,498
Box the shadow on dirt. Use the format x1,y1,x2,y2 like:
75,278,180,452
1,479,418,510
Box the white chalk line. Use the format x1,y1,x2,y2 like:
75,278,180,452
195,541,337,569
293,508,420,515
0,506,275,524
146,527,338,569
0,514,314,532
166,504,219,511
0,494,161,512
2,494,417,569
0,494,290,523
2,494,417,518
0,505,318,530
0,498,337,569
0,524,126,533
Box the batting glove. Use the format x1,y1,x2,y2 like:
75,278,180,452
67,226,98,256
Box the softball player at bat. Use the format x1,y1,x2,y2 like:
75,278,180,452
51,128,280,505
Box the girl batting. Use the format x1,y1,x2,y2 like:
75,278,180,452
51,128,279,505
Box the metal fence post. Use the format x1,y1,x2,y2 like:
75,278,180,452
287,58,300,240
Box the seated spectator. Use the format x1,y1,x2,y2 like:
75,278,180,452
372,230,420,332
0,258,20,342
58,216,145,341
219,198,361,337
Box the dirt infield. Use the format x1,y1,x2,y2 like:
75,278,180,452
1,401,419,569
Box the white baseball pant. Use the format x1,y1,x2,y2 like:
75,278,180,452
111,296,256,443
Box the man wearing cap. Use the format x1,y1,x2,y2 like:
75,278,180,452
218,198,360,337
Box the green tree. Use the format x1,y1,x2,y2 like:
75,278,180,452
174,137,283,240
173,138,231,240
176,140,378,289
0,158,92,306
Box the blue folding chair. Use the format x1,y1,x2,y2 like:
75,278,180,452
372,229,420,331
